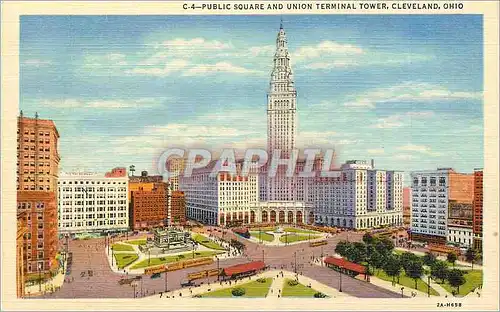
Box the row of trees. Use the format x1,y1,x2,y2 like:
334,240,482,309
335,233,468,294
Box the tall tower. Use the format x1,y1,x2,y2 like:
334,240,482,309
264,21,299,202
267,21,297,159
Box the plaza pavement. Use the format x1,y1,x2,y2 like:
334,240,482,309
141,269,346,300
35,227,402,299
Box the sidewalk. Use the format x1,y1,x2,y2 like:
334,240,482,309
394,247,482,269
140,270,347,300
24,262,67,296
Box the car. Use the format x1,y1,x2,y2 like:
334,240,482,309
180,280,195,287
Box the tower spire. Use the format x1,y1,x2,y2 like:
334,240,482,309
280,16,283,29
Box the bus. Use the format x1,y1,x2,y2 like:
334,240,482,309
309,240,328,247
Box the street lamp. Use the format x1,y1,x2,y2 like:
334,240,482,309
148,249,151,266
339,265,343,292
164,268,168,293
216,256,220,282
38,263,42,292
427,275,430,297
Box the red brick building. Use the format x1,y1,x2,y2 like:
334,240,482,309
17,113,60,277
403,187,411,227
171,191,186,224
473,169,483,250
17,212,28,298
130,182,168,230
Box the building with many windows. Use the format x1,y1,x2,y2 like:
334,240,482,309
17,112,60,276
58,169,129,234
181,161,259,226
473,168,483,250
16,212,28,298
403,187,412,227
130,182,169,230
311,160,403,229
171,191,186,224
410,168,473,244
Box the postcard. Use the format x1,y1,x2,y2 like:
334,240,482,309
1,0,499,311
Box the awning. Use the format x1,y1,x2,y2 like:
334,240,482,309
223,261,265,276
324,257,366,274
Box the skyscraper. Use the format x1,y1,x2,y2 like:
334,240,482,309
267,21,297,157
17,112,60,276
265,22,304,203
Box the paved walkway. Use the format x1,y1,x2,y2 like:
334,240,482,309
25,262,66,296
141,270,345,300
247,230,328,247
394,247,481,269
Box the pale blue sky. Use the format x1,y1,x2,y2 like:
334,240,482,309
20,15,483,182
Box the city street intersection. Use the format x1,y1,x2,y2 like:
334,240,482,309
36,227,404,299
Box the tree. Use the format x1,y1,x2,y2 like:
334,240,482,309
465,248,478,269
362,233,376,245
335,241,350,257
383,255,402,286
406,260,424,290
423,252,437,266
447,269,466,295
379,237,395,252
400,252,420,272
346,242,367,263
447,252,458,266
430,260,449,283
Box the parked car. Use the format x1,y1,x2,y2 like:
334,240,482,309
180,280,195,287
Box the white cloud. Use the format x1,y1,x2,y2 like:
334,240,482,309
22,59,52,67
304,60,360,70
367,148,385,155
160,38,232,51
126,59,189,77
38,98,161,109
397,144,442,156
143,123,258,138
370,111,435,129
293,41,364,62
394,154,415,160
344,82,482,109
183,62,263,76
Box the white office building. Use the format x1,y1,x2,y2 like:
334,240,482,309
58,172,129,234
410,169,451,243
180,164,259,226
311,160,403,229
447,225,473,247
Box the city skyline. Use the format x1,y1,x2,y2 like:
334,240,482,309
20,15,483,181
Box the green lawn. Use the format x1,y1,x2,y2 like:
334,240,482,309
373,270,440,296
201,278,273,297
192,234,226,250
250,231,275,242
111,243,135,252
129,250,223,269
279,234,321,243
125,239,147,245
284,227,320,234
281,279,324,298
114,253,139,269
440,270,483,296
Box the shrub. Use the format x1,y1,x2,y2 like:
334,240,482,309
257,278,266,283
287,279,299,286
178,254,185,258
193,294,202,298
231,287,246,297
160,257,166,261
314,292,327,298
